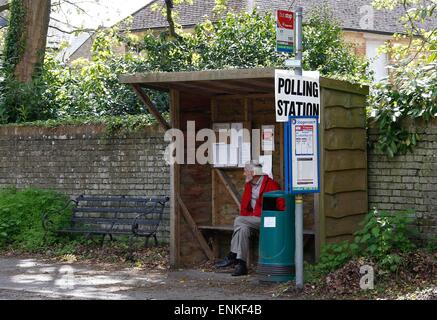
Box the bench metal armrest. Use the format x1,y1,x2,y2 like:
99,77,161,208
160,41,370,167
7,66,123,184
41,199,77,232
131,211,155,236
131,201,167,236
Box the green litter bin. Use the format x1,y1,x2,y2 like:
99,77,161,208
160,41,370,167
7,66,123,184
257,191,295,282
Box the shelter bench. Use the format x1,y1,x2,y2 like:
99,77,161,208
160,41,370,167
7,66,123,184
199,225,315,266
42,195,170,248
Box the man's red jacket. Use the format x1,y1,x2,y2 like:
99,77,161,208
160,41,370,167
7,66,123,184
240,176,285,217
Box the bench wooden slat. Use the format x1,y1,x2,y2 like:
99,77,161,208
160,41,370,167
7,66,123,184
73,207,155,214
58,229,138,235
198,225,316,235
76,196,169,203
71,217,160,226
199,225,234,231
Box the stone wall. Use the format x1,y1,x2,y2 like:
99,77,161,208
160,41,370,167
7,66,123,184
0,124,171,242
368,118,437,240
1,119,435,243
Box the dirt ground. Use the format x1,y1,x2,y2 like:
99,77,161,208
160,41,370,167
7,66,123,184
0,255,304,300
0,245,435,300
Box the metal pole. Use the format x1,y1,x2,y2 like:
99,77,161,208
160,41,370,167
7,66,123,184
295,6,303,76
295,193,304,290
294,6,304,291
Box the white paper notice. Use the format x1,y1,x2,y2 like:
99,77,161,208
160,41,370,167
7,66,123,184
295,124,315,156
264,217,276,228
259,155,273,179
239,142,252,167
213,143,228,167
230,123,243,147
230,123,243,166
229,145,239,167
297,158,314,182
262,125,275,152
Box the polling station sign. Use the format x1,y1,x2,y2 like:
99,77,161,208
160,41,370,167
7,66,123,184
275,70,321,122
276,10,294,53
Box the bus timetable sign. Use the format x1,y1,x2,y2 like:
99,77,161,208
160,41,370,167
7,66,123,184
290,117,320,194
276,10,294,53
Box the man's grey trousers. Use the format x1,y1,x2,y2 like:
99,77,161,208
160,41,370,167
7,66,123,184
230,216,261,263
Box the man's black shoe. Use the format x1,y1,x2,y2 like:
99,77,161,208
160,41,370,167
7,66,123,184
231,261,248,277
215,253,237,268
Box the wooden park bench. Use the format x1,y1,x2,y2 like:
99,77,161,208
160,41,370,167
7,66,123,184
42,195,170,248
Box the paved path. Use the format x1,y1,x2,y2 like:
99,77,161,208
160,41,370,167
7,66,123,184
0,257,289,300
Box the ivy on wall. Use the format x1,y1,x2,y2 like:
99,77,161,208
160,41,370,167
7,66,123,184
2,0,26,76
0,0,55,124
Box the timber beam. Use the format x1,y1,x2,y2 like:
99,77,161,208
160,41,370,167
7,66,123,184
131,84,171,131
177,193,215,261
215,169,242,208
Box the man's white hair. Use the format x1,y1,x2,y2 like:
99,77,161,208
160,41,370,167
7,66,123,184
245,160,264,176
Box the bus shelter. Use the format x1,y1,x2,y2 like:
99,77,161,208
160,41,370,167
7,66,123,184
120,68,369,267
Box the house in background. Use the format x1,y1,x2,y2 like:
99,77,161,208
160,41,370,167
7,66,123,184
67,0,420,82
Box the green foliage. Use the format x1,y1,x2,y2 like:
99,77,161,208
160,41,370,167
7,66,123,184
307,209,417,279
3,113,166,137
305,241,355,281
0,188,72,251
303,5,371,83
0,76,56,123
0,7,369,125
137,11,282,72
213,0,229,15
353,209,417,272
102,113,169,136
139,9,370,81
369,60,436,157
369,1,437,157
0,0,30,123
426,237,437,253
0,28,168,124
193,11,282,70
2,0,26,75
41,29,167,118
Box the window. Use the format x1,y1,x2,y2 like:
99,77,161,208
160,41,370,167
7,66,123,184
366,39,389,82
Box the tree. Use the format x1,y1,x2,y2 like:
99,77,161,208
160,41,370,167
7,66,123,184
0,0,52,122
12,0,51,83
164,0,180,39
0,0,9,13
139,8,370,80
160,0,230,38
0,5,370,123
2,0,102,82
0,0,104,122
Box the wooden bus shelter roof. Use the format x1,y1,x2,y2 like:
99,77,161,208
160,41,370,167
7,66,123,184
119,67,369,96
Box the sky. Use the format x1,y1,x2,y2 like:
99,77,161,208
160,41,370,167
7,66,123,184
54,0,153,30
51,0,154,58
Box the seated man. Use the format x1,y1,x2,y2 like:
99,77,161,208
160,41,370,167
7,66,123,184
215,160,284,276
